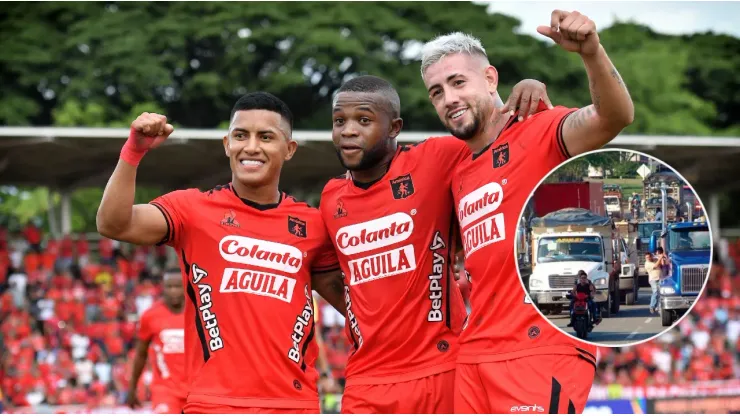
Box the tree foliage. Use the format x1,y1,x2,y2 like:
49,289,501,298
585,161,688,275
1,2,738,230
1,2,736,134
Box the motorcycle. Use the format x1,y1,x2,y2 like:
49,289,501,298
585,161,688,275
566,291,591,340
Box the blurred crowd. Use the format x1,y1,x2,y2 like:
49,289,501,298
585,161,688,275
594,245,740,386
0,222,738,411
0,224,168,409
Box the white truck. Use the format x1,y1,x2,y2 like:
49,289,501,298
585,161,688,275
527,209,634,318
604,195,623,219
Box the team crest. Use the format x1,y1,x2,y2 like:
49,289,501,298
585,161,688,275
288,216,307,238
220,210,240,228
390,173,415,200
493,143,510,168
334,199,348,219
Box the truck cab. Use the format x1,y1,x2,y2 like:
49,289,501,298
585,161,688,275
636,221,662,286
528,228,622,318
650,221,711,326
604,195,623,219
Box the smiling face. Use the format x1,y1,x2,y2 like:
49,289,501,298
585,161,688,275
422,53,499,141
331,91,402,171
222,109,297,188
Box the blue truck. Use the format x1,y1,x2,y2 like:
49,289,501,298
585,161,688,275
649,221,711,326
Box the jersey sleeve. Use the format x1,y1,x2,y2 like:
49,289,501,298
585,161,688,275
137,309,154,342
311,216,339,273
312,235,339,274
149,189,196,248
528,105,578,167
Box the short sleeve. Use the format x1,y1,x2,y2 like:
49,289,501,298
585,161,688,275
311,218,339,274
137,309,154,342
528,105,578,167
150,189,196,248
312,241,339,274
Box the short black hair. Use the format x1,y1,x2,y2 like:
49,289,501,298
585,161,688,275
655,247,664,254
230,92,294,131
335,75,401,118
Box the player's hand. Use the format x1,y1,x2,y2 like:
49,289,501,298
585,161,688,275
500,79,554,121
125,391,141,409
121,112,174,166
129,112,174,152
537,10,600,56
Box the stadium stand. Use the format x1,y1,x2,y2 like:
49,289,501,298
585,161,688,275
0,223,737,412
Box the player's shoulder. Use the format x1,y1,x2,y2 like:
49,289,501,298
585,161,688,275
281,194,321,217
518,106,577,128
156,184,232,204
140,301,165,321
320,174,352,206
399,136,467,154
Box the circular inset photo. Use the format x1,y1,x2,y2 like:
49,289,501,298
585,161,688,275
516,149,713,347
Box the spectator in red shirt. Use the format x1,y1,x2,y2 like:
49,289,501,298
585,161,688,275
56,234,75,272
22,222,42,254
98,237,114,266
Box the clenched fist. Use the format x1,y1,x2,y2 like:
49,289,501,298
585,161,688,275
537,10,600,56
129,112,174,152
121,112,174,166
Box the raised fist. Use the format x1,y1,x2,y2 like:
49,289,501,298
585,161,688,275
129,112,174,152
537,10,600,56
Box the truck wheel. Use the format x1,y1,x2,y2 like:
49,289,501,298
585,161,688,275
660,306,673,327
610,288,620,314
633,276,639,302
601,298,611,319
625,290,635,305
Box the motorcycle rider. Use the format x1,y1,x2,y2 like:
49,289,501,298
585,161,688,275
567,270,601,328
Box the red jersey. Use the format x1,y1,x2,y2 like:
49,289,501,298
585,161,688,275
451,107,598,362
151,184,338,410
320,138,470,386
138,301,186,397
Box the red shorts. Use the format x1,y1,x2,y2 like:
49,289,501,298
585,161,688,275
454,353,596,414
183,403,319,414
341,370,455,414
151,390,187,414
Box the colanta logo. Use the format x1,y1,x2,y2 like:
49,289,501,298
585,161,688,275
219,236,303,274
335,213,414,255
457,182,504,228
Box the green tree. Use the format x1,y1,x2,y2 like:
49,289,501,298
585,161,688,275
2,3,735,134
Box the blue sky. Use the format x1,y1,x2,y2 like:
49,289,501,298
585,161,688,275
484,1,740,39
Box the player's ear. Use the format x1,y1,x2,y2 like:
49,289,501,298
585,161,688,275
222,134,230,157
388,117,403,140
484,65,499,95
284,138,298,161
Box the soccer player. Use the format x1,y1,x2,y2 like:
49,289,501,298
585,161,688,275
420,10,634,414
319,76,555,413
97,93,345,413
126,269,187,413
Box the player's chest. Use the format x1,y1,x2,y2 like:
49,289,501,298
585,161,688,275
154,325,185,352
325,176,449,252
194,206,315,253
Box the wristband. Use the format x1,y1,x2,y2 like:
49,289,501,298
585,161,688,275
120,127,148,166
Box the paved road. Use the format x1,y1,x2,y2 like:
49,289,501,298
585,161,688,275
546,287,665,345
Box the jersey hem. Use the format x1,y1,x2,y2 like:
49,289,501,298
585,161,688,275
186,393,320,409
456,344,587,364
344,358,457,386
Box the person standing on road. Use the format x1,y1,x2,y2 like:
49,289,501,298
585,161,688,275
645,252,664,314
